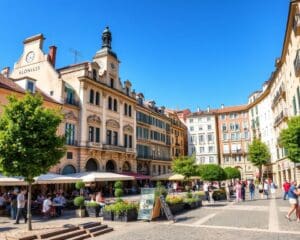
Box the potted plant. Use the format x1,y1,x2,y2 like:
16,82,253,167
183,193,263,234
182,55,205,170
103,204,114,221
74,196,85,217
85,201,100,217
166,195,184,214
105,201,138,222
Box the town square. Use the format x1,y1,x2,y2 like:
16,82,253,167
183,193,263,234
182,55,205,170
0,0,300,240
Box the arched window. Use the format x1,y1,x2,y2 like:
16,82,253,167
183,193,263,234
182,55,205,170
61,165,76,175
124,103,128,115
106,160,116,172
122,161,131,172
113,99,118,112
95,92,100,105
89,89,94,104
108,97,112,110
86,158,98,171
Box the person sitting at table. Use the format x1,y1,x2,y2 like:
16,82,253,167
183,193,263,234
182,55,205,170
53,193,65,217
42,194,52,218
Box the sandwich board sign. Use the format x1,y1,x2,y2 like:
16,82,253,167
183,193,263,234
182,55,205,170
137,188,155,220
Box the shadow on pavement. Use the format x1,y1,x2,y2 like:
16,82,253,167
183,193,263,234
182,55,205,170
0,227,17,232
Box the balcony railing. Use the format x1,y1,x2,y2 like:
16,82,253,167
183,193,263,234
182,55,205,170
274,109,288,127
103,144,126,152
66,140,78,146
271,85,286,109
64,98,80,107
86,142,102,148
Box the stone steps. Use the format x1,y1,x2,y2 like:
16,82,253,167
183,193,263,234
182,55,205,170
40,227,80,239
47,229,87,240
90,227,114,237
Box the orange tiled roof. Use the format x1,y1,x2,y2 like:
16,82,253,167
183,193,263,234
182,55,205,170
216,105,248,113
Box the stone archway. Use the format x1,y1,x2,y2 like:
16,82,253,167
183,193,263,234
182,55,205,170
86,158,99,172
106,160,117,172
61,165,76,175
122,161,131,173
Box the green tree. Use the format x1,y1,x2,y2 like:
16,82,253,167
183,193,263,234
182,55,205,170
198,164,227,182
280,116,300,180
248,139,270,183
172,155,198,180
224,167,241,180
0,94,66,230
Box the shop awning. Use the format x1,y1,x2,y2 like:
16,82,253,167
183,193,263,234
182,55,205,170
0,174,26,186
34,173,78,184
67,171,134,182
122,172,151,180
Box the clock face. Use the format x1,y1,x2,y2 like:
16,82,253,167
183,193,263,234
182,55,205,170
26,51,35,63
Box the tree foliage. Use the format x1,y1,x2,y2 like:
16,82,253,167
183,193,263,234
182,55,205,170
198,164,226,181
0,93,66,230
279,116,300,163
172,155,198,180
224,167,241,179
248,139,270,167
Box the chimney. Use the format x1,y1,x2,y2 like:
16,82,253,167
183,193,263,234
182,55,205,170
207,106,210,112
221,104,224,109
48,46,57,67
1,67,10,77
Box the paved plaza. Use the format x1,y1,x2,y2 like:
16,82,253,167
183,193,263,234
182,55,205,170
1,193,300,240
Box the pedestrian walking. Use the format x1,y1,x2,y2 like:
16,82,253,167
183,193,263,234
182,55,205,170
14,189,27,224
235,181,242,202
208,184,214,204
258,182,264,199
241,181,246,201
270,181,276,199
283,180,291,200
203,182,209,202
225,181,230,202
286,181,299,221
263,180,269,199
249,180,255,200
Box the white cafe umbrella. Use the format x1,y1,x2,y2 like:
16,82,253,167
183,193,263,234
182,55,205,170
0,174,26,186
67,171,134,182
34,173,79,184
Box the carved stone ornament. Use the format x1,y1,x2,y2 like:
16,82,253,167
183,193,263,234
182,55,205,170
106,119,120,129
87,115,101,125
64,111,77,121
123,124,133,133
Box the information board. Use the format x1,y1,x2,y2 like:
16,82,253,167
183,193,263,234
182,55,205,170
159,195,175,222
137,188,155,220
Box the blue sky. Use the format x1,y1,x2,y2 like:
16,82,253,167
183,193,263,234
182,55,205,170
0,0,288,111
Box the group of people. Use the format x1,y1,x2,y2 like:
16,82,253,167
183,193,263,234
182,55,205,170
284,180,300,221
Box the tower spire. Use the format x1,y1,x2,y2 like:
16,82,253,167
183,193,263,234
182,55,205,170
102,26,112,49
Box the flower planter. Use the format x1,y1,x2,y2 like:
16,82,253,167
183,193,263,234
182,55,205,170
114,209,138,222
169,203,185,214
103,211,114,221
86,206,101,217
76,208,86,218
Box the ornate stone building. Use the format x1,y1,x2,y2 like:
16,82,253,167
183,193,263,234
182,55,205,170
9,28,137,175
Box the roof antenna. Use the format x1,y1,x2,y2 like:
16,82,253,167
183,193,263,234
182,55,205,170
69,48,82,64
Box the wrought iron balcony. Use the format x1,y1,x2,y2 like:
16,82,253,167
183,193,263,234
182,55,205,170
274,109,288,127
86,141,101,148
271,85,286,109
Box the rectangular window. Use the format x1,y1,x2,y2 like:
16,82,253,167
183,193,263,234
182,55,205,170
223,133,228,141
124,134,128,147
89,126,94,142
113,131,118,146
27,81,35,93
230,123,235,131
129,135,132,148
208,146,214,153
222,124,227,131
107,130,112,145
207,124,212,130
190,126,194,131
95,127,100,143
199,134,204,143
95,92,100,105
67,152,73,159
65,123,76,145
199,147,205,153
207,134,213,142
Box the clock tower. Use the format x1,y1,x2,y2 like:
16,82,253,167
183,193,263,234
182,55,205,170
93,26,120,88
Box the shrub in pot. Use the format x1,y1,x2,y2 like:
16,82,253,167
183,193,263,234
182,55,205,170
74,196,85,217
103,204,114,221
85,201,100,217
166,195,184,214
104,201,138,222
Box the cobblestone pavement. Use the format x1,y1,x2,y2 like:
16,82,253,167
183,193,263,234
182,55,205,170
96,192,300,240
1,192,300,240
